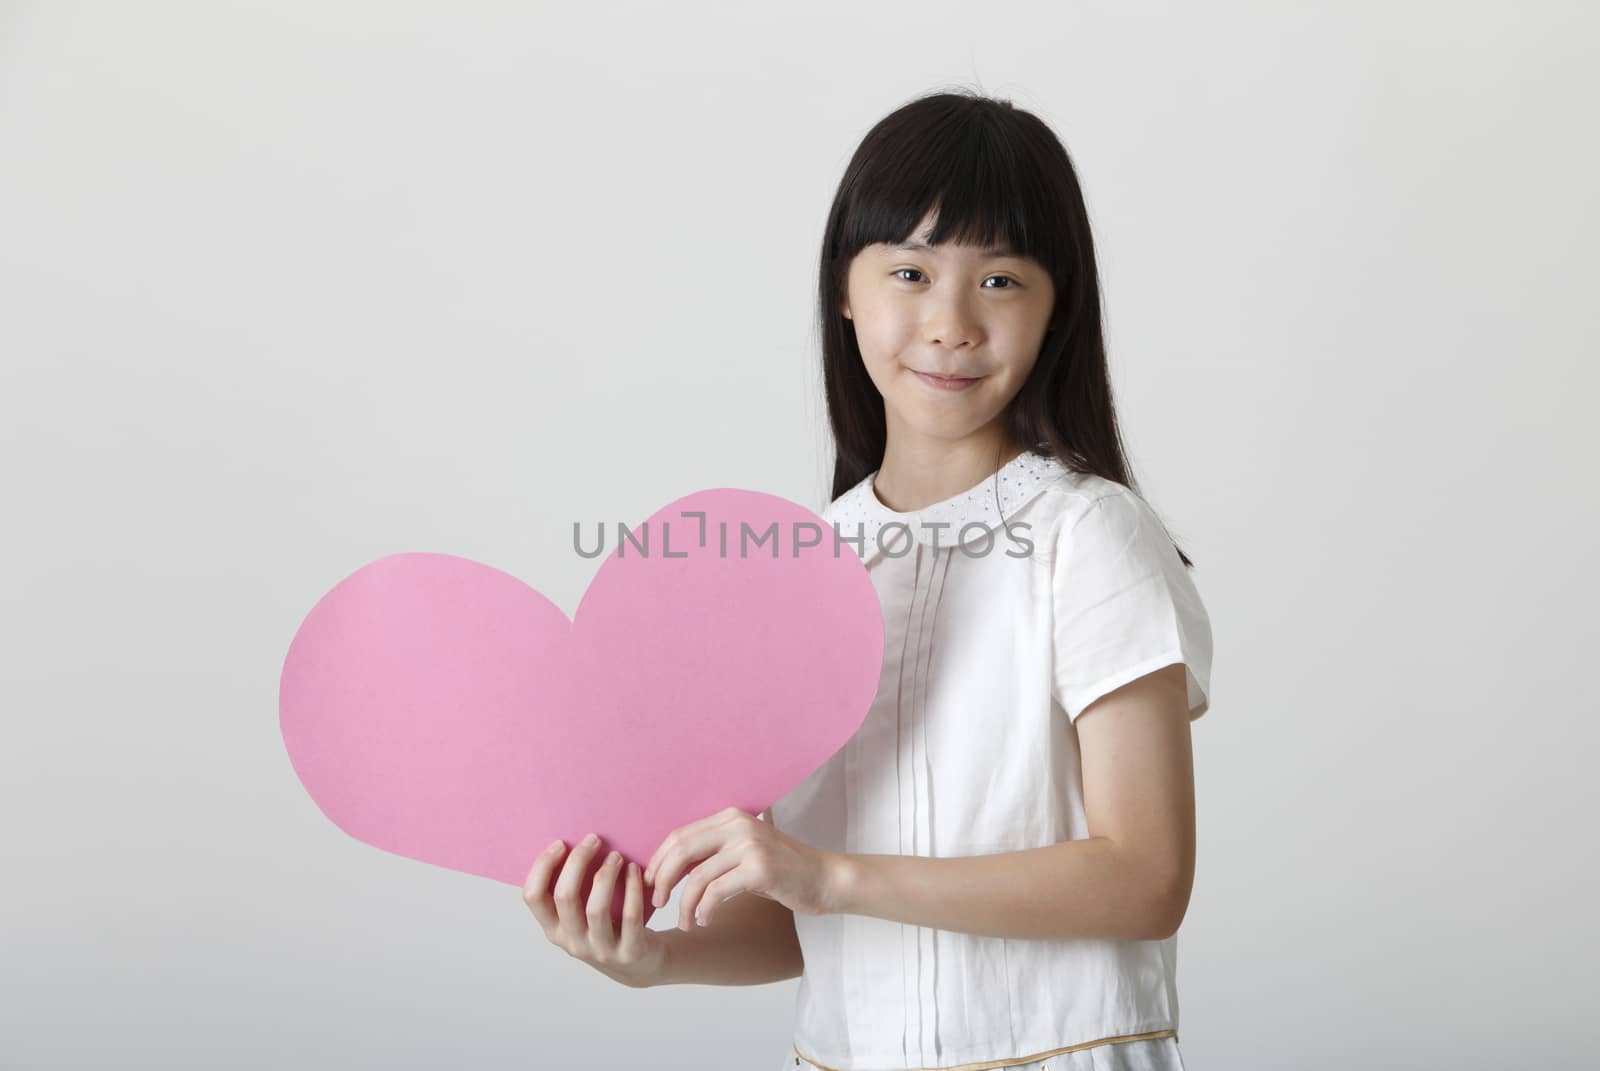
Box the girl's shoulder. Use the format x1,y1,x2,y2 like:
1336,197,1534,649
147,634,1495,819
1025,465,1143,533
1036,465,1125,510
1024,467,1186,574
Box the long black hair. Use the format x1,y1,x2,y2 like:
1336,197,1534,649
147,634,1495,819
817,87,1194,568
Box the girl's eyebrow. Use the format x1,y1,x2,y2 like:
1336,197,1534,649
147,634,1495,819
891,239,1021,258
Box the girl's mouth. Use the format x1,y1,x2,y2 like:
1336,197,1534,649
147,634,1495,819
913,370,982,392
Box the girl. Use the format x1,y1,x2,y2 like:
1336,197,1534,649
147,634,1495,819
525,89,1213,1071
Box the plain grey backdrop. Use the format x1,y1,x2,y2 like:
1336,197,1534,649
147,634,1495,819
3,2,1596,1068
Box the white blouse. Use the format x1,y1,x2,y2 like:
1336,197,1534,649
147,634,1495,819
770,447,1213,1071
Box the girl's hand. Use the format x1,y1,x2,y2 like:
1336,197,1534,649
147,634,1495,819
643,806,838,930
522,833,669,989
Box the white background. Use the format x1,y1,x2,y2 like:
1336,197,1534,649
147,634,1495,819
3,2,1596,1068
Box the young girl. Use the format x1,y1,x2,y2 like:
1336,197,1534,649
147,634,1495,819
527,89,1213,1071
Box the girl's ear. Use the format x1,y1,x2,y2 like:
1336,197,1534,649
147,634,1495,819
840,298,852,320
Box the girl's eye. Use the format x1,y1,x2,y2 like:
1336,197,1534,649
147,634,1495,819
893,268,1019,288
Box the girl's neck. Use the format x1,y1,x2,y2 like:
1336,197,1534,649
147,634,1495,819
871,431,1027,514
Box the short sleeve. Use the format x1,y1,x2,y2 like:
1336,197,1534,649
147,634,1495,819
1050,490,1213,722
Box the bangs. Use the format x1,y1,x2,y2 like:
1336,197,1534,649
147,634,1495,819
834,104,1062,272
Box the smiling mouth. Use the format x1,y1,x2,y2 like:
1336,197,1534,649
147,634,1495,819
913,370,983,391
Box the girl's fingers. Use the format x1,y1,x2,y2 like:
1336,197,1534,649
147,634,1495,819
616,861,645,958
649,829,713,909
584,850,624,952
553,834,604,934
644,807,742,885
675,849,742,932
521,838,567,930
645,828,695,888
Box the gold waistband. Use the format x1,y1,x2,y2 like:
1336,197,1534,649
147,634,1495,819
793,1028,1178,1071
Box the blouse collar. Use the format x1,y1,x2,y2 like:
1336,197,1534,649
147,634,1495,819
826,446,1068,565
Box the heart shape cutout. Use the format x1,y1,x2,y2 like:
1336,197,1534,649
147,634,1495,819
279,487,882,925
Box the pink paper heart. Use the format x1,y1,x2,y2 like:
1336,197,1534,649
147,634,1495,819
279,487,882,925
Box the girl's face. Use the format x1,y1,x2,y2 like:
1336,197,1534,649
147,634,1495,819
843,213,1055,451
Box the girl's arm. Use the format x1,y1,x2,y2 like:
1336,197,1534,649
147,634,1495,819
824,664,1196,942
644,808,804,986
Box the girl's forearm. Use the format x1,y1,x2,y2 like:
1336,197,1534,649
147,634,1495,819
648,890,803,987
824,838,1185,942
